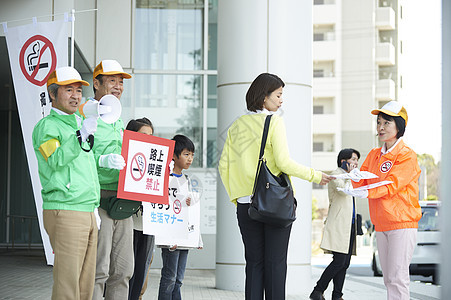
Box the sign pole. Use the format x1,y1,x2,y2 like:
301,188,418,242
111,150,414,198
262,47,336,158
70,9,75,67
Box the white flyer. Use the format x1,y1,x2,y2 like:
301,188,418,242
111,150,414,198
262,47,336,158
337,180,393,192
332,168,379,181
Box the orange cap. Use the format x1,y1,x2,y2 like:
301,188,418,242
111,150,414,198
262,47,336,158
371,101,408,125
93,60,132,79
47,66,89,87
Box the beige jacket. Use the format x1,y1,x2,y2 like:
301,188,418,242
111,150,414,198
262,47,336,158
320,168,357,255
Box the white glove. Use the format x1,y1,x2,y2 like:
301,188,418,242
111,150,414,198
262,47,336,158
99,154,126,170
94,208,101,230
339,183,369,198
169,160,174,173
80,117,98,142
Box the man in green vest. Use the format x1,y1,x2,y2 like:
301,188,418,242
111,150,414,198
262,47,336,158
90,60,135,300
32,66,100,300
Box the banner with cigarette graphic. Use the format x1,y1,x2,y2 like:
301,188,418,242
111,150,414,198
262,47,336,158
4,19,69,265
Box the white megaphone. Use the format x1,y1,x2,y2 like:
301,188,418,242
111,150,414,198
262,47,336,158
79,95,122,124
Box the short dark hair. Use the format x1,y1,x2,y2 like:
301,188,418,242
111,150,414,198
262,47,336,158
246,73,285,112
126,117,154,133
47,83,59,102
378,112,406,138
337,148,360,167
172,135,195,158
93,75,104,94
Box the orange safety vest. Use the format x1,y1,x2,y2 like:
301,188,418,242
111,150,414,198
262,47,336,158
353,139,421,232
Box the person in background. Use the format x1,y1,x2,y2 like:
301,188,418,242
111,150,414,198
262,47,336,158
310,148,360,300
32,66,99,300
91,60,134,300
218,73,332,300
343,101,421,300
126,118,156,300
158,134,202,300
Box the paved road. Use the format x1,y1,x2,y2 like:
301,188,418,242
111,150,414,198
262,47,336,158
0,249,441,299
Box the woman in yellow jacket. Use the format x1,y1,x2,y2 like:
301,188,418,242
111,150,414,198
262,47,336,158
344,101,421,300
218,73,332,300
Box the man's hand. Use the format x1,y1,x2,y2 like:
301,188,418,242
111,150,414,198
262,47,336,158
99,154,126,170
186,197,191,206
80,117,97,142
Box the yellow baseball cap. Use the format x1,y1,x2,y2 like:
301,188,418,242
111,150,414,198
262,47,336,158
93,60,132,79
47,66,89,87
371,101,408,124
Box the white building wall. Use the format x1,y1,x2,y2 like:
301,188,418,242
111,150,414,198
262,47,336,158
312,0,404,224
96,0,132,69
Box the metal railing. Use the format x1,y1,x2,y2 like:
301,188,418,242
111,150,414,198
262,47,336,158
5,215,39,250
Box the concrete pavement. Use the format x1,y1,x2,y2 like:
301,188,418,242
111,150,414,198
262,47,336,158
0,248,440,299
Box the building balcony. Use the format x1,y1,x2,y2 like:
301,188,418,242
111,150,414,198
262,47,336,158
313,40,337,61
313,114,338,134
376,78,396,100
376,42,396,65
312,152,337,171
313,3,336,25
376,7,396,30
313,76,338,97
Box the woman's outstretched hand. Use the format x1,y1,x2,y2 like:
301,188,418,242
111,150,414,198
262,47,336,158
319,172,333,185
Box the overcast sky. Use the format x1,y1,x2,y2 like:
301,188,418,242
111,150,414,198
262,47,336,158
402,0,442,162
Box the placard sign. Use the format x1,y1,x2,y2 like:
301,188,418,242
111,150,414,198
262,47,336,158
118,130,174,204
143,175,202,248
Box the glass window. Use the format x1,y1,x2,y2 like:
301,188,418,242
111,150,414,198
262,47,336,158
313,69,324,78
207,75,217,108
313,142,324,152
418,207,439,232
133,74,203,168
208,0,218,70
313,33,324,41
133,0,218,169
313,105,324,114
135,0,203,70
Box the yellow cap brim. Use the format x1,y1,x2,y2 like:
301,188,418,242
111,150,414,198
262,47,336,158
371,108,408,124
93,70,132,79
371,108,398,117
47,78,89,87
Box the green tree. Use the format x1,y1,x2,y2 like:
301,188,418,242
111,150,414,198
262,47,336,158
417,153,440,199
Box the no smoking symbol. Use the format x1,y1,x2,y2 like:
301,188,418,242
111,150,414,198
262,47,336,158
173,200,182,214
130,152,146,181
380,161,393,173
19,35,57,86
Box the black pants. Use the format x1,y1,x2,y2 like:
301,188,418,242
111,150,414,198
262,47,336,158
128,230,155,300
237,203,292,300
314,225,356,299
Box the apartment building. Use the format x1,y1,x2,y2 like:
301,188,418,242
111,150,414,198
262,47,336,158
312,0,405,216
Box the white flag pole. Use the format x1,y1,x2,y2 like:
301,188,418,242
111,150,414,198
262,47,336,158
70,9,75,67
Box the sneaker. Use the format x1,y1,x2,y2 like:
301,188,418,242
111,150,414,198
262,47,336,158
309,290,325,300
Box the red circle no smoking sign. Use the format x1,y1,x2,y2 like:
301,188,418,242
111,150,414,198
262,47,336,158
130,152,147,181
19,35,57,86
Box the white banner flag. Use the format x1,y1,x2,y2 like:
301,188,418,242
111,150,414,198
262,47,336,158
5,19,70,265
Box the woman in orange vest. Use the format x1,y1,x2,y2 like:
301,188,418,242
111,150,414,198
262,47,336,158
342,101,421,300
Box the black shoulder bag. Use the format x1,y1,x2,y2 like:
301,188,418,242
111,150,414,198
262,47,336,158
248,115,297,228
